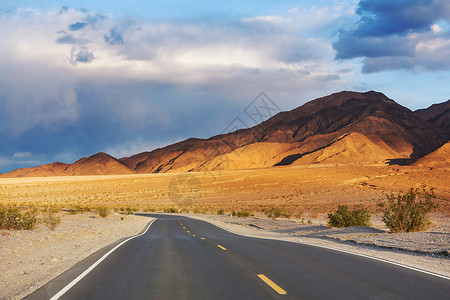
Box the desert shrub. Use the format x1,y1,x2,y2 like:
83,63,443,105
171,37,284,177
126,207,138,215
327,205,371,228
378,188,437,233
217,209,225,215
97,206,110,218
41,209,61,231
164,207,177,213
232,210,251,217
265,207,292,219
0,206,39,230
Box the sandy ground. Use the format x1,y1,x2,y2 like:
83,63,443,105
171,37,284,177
182,213,450,278
0,213,151,300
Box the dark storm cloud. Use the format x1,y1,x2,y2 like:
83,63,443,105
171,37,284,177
333,0,450,72
104,28,124,45
354,0,450,37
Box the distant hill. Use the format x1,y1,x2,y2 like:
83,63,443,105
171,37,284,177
413,142,450,168
63,153,136,176
1,91,448,177
415,99,450,135
0,162,69,178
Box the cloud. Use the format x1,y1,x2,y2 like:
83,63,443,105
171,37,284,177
13,152,33,158
104,28,124,45
56,34,85,44
0,5,357,172
69,21,88,31
333,0,450,72
70,46,95,64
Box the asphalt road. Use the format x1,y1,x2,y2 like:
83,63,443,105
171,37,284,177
28,214,450,299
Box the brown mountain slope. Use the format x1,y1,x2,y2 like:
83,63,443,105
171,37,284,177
290,133,402,165
124,91,447,173
414,99,450,135
0,162,69,178
62,153,136,176
413,142,450,168
2,91,448,178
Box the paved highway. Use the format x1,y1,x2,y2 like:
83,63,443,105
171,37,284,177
28,214,450,299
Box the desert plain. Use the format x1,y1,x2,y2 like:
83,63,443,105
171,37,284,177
0,163,449,299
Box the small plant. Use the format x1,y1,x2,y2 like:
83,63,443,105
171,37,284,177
0,206,39,230
121,217,125,221
327,205,371,228
217,209,224,215
378,188,438,233
264,207,292,219
41,209,61,231
164,207,177,213
97,206,110,218
233,210,251,217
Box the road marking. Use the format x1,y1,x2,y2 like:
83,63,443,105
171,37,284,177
217,245,227,250
49,218,157,300
257,274,287,295
192,234,196,237
204,218,450,281
200,237,206,240
187,230,190,233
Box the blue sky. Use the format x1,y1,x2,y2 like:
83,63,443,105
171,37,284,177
0,0,449,172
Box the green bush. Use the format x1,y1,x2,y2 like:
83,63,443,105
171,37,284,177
264,207,292,219
327,205,371,228
97,206,110,218
41,209,61,231
217,209,225,215
0,206,39,230
164,207,177,213
378,188,437,233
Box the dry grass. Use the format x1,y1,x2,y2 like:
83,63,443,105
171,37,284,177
0,165,448,216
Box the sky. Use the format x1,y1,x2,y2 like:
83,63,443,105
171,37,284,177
0,0,449,172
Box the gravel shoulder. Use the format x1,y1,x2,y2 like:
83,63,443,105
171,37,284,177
0,213,152,300
182,213,450,278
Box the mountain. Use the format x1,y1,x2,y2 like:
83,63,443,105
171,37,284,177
413,142,450,168
414,99,450,135
0,162,69,178
1,91,448,178
121,91,446,173
63,152,136,176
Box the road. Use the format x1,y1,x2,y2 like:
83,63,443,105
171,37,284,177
28,214,450,299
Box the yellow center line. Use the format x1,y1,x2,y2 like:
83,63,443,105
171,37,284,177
187,230,190,233
217,245,227,251
192,234,196,237
200,237,206,240
257,274,287,295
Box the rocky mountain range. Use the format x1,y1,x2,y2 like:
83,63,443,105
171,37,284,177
2,91,448,177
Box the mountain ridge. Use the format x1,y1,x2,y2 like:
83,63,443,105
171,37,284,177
2,91,448,177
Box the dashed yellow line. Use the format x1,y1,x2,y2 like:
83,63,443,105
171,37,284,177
257,274,287,295
187,230,190,233
200,237,206,240
192,234,196,237
217,245,227,251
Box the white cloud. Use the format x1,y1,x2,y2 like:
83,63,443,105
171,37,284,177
13,152,33,158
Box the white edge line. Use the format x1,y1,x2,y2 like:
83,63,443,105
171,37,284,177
194,217,450,281
50,218,157,300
